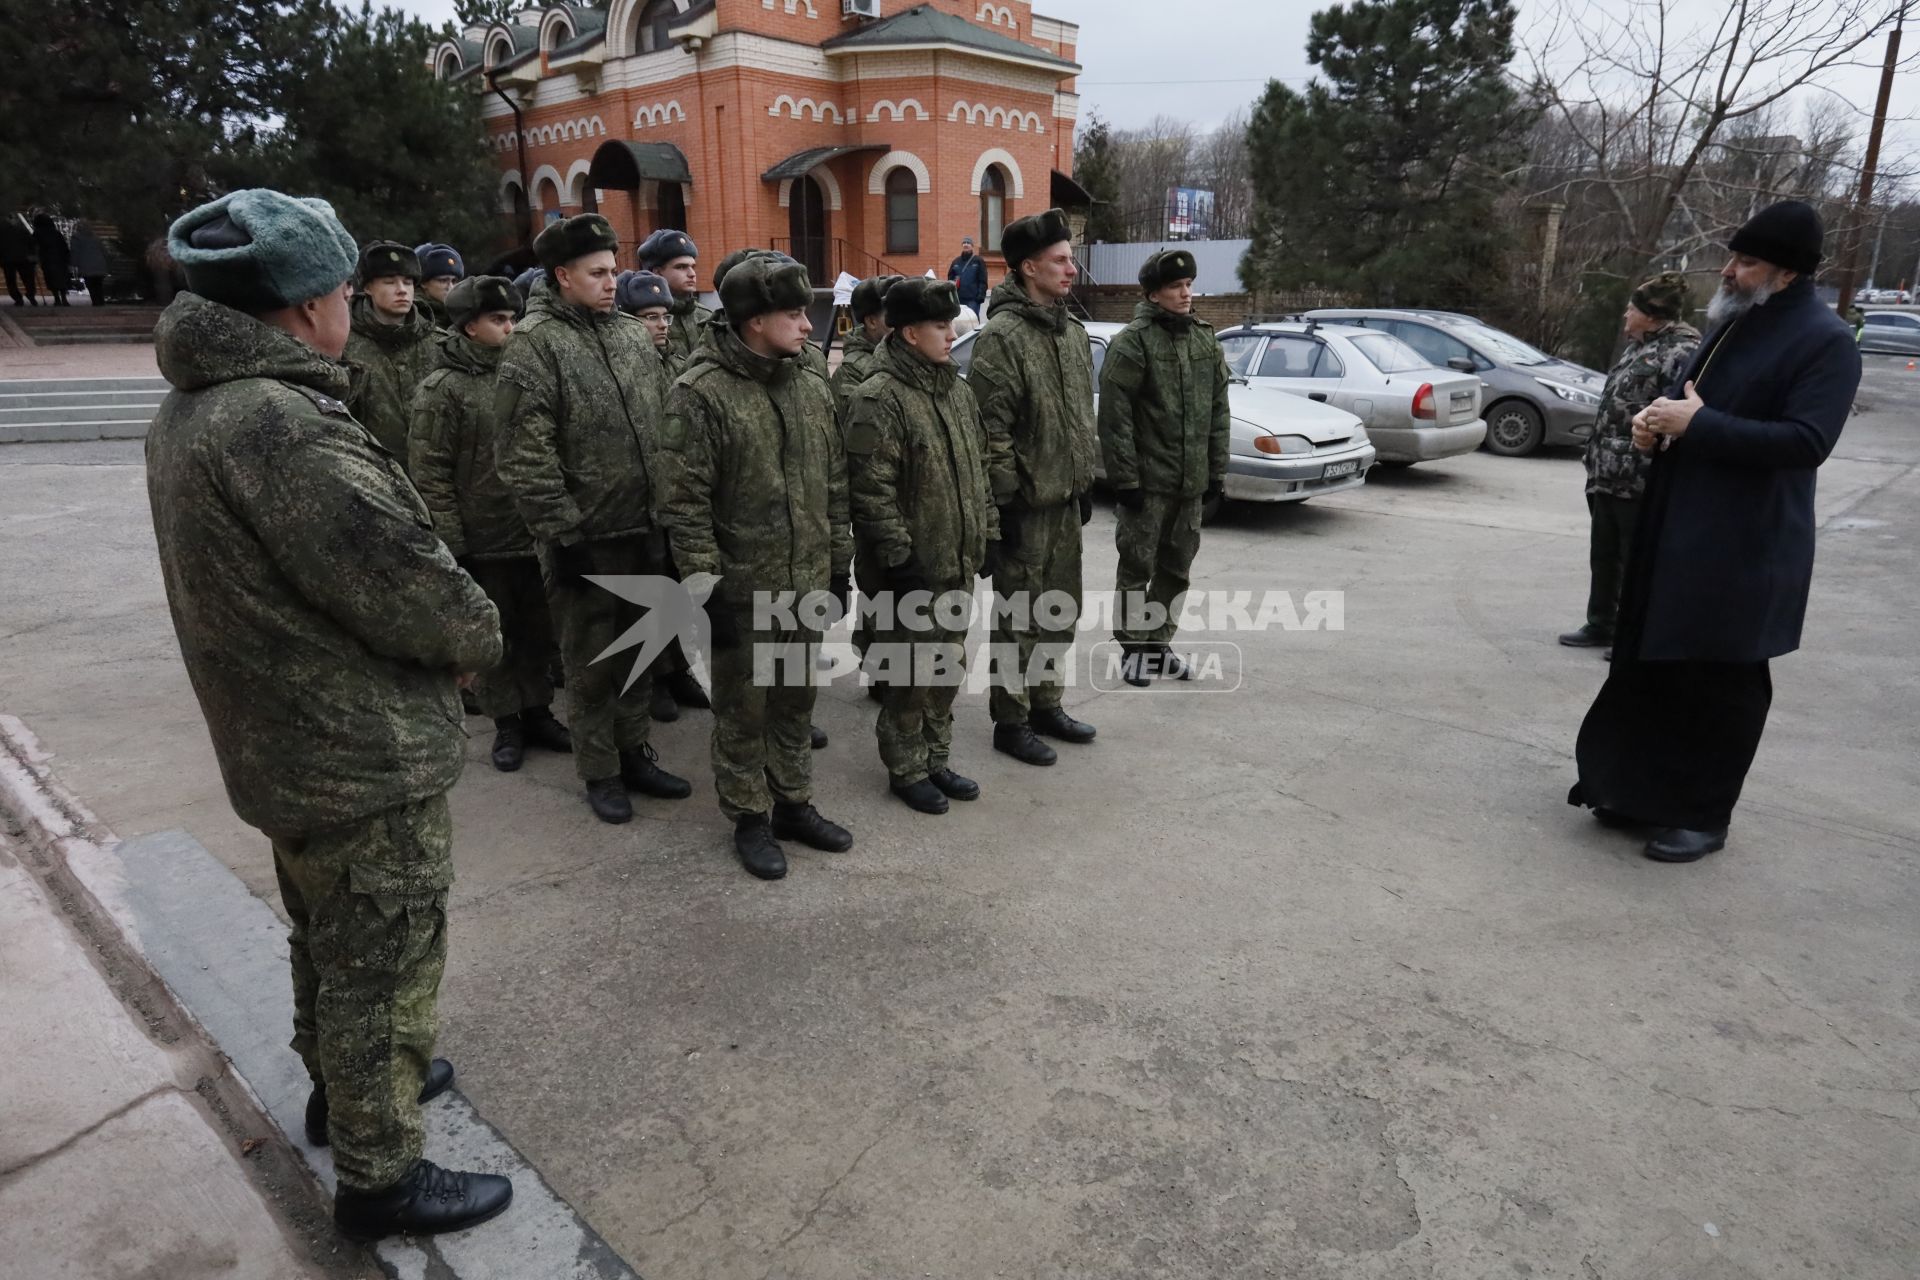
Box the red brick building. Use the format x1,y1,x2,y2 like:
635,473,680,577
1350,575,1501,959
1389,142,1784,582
434,0,1086,285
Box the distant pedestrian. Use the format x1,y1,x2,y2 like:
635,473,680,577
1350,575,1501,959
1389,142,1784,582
0,213,34,306
1570,201,1861,863
69,221,109,305
1558,272,1700,652
947,235,987,315
30,212,70,305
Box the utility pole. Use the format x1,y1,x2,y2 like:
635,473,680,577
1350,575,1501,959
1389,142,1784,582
1833,6,1905,310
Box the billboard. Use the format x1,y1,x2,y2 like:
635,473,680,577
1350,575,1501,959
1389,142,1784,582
1166,187,1215,241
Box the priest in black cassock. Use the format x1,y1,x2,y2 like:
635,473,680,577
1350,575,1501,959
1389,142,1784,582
1569,200,1862,863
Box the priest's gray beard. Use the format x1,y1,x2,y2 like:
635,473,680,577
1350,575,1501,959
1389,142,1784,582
1706,273,1785,327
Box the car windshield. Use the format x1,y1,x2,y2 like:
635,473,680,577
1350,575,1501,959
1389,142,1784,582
1452,321,1552,366
1348,332,1431,374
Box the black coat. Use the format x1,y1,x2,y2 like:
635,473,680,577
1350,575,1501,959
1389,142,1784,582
1616,276,1861,663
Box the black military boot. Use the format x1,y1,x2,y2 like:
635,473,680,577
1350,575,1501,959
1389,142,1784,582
928,768,980,801
890,777,949,815
667,670,711,710
520,706,572,754
992,723,1057,766
1118,646,1152,687
650,684,680,723
734,814,787,880
305,1058,455,1147
1029,706,1096,744
771,801,854,851
1152,646,1195,681
334,1158,514,1242
1558,623,1611,648
585,777,632,824
1644,827,1728,863
489,715,525,772
620,744,692,799
810,724,829,750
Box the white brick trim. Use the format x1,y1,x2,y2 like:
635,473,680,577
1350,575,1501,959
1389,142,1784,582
867,150,931,195
970,148,1024,198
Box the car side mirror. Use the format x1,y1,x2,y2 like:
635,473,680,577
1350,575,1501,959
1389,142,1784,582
1446,356,1477,373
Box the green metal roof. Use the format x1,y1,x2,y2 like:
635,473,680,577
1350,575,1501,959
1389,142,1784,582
823,4,1079,72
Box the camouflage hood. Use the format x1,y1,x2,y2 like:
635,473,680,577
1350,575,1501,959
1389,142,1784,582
349,292,437,348
155,291,351,400
433,324,501,378
987,275,1068,333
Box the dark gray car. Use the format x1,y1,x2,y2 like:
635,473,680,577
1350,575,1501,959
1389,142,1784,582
1305,308,1605,456
1857,311,1920,356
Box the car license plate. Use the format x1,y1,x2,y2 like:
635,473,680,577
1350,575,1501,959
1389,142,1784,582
1323,459,1360,478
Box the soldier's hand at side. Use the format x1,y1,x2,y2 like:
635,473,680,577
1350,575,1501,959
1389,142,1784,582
1078,492,1093,525
454,671,478,690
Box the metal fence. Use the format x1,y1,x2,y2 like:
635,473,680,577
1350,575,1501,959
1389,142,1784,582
1080,239,1253,296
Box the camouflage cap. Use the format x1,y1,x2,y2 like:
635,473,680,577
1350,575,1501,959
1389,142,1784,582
883,278,961,329
1139,248,1198,294
1001,208,1073,269
167,188,358,311
415,243,465,281
1629,270,1691,322
445,275,520,328
851,273,904,322
534,213,619,271
636,228,697,269
617,270,673,314
357,240,420,284
720,256,812,324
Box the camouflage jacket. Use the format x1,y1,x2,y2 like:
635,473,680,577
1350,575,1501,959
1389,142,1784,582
699,309,833,384
145,293,500,836
343,294,438,460
495,279,670,545
408,328,534,561
844,337,1000,586
969,276,1098,509
661,325,852,609
1099,301,1232,499
665,294,712,374
830,328,884,417
1585,320,1702,500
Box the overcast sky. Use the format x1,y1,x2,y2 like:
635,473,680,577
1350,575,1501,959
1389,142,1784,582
391,0,1915,162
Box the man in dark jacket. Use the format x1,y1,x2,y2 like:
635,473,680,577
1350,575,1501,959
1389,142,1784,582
1098,248,1231,685
947,236,987,314
1570,201,1862,863
148,188,511,1240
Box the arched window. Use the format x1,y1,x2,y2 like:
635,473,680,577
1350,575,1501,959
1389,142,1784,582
536,178,563,212
636,0,677,53
436,48,461,79
885,167,919,256
979,165,1008,253
487,33,512,68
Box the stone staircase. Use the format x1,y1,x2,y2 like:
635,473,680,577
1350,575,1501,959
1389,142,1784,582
6,305,160,345
0,377,170,444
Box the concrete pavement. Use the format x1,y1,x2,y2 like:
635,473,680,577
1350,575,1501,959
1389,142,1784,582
1,358,1916,1278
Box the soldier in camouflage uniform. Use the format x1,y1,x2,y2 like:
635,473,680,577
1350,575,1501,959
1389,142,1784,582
409,274,573,772
495,214,692,824
147,189,512,1241
830,274,901,413
415,243,464,329
637,228,710,373
662,256,855,880
343,240,438,461
845,279,998,814
1560,272,1700,651
618,269,675,353
968,209,1100,765
1099,248,1231,685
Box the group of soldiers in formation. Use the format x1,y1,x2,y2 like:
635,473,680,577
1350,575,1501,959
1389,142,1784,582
142,187,1231,1239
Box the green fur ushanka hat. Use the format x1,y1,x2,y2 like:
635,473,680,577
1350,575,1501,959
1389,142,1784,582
167,189,359,311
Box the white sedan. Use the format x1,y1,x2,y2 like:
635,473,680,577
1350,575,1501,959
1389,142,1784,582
951,321,1375,517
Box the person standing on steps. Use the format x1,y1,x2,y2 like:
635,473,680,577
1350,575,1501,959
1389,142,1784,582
496,213,692,825
1,212,37,306
947,235,987,318
967,209,1100,765
409,274,573,773
147,188,512,1241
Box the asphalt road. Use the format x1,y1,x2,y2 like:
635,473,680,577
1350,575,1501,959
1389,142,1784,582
2,359,1915,1279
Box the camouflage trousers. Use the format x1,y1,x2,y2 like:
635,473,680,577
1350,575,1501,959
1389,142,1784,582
466,556,558,720
539,534,657,781
709,620,819,820
272,793,451,1192
1113,492,1203,648
872,586,973,784
988,500,1083,725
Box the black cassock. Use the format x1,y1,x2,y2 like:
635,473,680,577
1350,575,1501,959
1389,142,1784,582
1570,277,1859,830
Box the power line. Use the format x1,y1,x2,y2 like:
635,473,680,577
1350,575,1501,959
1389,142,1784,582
1078,76,1304,86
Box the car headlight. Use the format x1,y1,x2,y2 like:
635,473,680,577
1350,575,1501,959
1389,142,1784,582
1536,377,1600,407
1253,434,1314,456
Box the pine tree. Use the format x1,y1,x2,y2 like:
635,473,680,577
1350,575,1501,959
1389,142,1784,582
1073,112,1124,245
1241,0,1532,308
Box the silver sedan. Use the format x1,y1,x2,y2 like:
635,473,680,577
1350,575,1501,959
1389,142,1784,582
1858,311,1920,356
